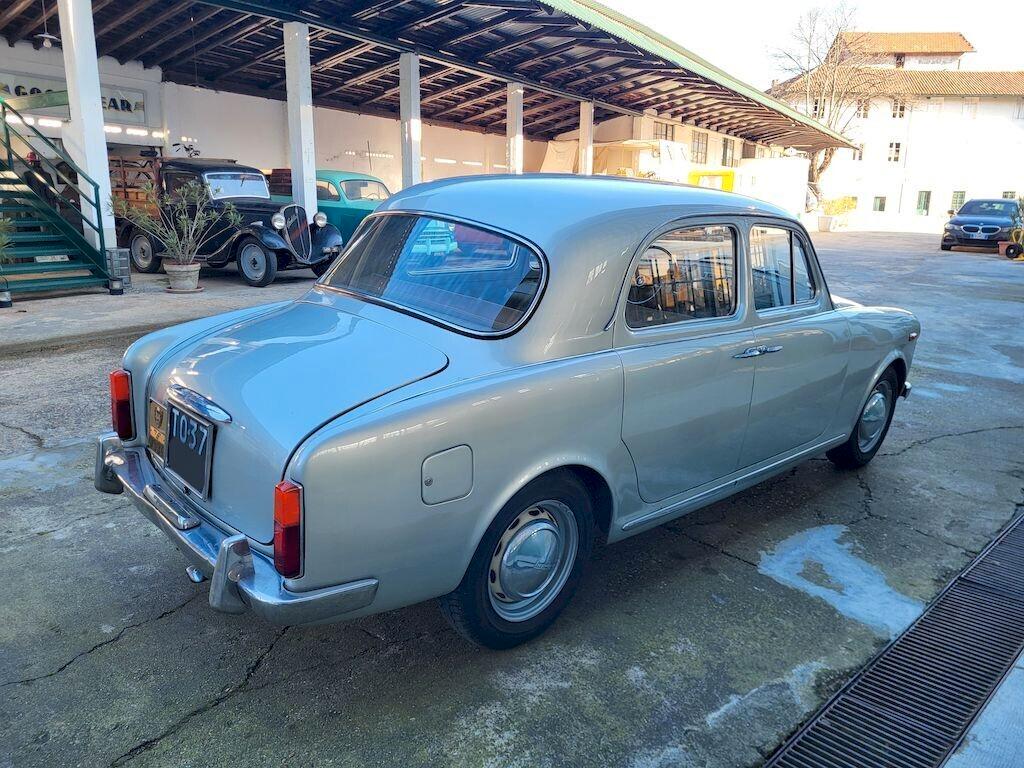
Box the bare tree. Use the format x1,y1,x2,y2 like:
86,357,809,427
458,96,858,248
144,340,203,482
769,3,886,207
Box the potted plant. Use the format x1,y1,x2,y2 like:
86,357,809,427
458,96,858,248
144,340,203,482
113,180,241,292
0,217,13,308
818,197,857,232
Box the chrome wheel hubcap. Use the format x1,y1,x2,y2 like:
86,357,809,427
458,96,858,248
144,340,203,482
489,500,578,622
240,244,266,281
858,382,892,453
132,236,152,268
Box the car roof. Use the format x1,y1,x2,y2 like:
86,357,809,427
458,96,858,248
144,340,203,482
161,158,262,174
374,174,797,361
964,198,1017,204
317,170,387,185
380,174,791,246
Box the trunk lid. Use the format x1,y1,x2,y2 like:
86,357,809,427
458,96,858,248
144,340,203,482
149,300,448,543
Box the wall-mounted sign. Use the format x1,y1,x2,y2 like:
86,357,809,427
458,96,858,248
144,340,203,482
0,71,147,125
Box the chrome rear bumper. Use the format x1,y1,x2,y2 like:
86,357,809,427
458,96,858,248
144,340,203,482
94,432,377,624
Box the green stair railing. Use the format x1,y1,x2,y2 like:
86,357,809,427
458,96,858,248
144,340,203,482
0,100,110,278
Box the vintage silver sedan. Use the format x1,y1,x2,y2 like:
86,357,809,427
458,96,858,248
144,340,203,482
95,176,919,648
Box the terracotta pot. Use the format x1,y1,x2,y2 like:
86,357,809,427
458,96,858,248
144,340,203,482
817,215,834,232
164,262,201,292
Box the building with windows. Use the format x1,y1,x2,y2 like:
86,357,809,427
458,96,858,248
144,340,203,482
778,31,1024,232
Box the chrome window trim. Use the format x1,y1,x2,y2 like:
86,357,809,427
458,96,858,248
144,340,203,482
616,217,750,346
319,209,549,340
745,220,832,320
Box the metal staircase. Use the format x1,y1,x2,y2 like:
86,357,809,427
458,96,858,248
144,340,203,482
0,100,114,301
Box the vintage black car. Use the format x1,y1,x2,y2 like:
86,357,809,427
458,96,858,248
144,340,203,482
941,198,1024,251
116,158,344,286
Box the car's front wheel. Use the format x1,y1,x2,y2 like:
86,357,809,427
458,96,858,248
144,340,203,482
236,237,278,287
940,242,952,251
129,231,161,273
439,472,594,649
827,367,899,469
310,258,333,278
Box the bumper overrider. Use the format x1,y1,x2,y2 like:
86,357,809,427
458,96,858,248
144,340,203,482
94,431,378,624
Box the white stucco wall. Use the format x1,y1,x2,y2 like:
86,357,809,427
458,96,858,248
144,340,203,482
817,95,1024,231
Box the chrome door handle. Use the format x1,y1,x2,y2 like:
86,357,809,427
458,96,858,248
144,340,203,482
733,345,783,359
733,347,763,359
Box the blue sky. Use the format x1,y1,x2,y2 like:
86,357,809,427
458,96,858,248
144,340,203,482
599,0,1024,89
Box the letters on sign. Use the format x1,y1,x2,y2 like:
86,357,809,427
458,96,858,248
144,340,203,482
0,71,147,125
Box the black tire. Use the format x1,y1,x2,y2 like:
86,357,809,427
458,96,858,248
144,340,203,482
235,236,277,287
310,258,333,278
129,231,161,273
1006,243,1023,259
940,243,952,251
827,367,900,469
439,472,594,649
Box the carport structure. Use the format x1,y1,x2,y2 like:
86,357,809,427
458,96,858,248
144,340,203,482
2,0,850,241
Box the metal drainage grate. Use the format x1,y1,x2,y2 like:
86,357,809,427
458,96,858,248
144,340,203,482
765,515,1024,768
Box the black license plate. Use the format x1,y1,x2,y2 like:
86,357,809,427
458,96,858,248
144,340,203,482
165,405,214,498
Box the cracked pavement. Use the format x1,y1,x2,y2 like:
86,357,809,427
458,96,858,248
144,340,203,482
1,232,1022,767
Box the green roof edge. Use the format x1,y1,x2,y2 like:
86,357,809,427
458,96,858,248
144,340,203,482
538,0,854,148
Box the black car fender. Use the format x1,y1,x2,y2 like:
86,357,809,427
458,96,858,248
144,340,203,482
242,223,291,253
309,223,345,264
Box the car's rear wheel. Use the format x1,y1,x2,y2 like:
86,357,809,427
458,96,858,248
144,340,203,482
827,367,899,469
129,231,161,273
439,472,594,649
236,237,277,287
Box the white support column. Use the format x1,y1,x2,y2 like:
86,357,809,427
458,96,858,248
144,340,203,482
506,81,524,175
57,0,115,250
399,52,422,188
578,100,594,175
284,21,317,222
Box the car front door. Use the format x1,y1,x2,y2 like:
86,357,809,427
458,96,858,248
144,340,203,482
615,220,756,504
738,223,851,467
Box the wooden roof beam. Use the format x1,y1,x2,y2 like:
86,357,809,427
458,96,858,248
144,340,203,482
153,15,265,68
101,0,193,57
130,6,223,64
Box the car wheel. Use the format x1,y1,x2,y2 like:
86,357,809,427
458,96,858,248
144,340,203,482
827,367,900,469
310,258,333,278
129,232,161,273
438,472,594,649
236,237,278,287
940,243,952,251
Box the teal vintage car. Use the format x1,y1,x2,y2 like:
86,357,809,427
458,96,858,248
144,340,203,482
269,170,391,242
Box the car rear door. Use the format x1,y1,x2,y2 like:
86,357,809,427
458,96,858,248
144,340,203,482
737,223,851,468
614,219,756,504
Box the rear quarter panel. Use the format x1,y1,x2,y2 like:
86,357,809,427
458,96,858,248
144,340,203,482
288,351,632,615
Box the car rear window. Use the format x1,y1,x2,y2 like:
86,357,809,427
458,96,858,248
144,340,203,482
323,214,544,335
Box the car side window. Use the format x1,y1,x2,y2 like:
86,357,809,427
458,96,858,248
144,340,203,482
316,180,340,202
625,224,737,329
749,226,816,310
163,172,195,197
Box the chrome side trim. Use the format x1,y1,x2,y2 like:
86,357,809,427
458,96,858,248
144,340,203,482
166,384,232,424
621,434,846,532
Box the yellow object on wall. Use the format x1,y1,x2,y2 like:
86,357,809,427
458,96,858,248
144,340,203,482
687,169,735,192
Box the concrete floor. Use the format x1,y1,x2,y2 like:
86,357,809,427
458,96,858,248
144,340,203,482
0,232,1021,767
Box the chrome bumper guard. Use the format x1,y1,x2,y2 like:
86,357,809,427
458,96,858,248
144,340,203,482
94,432,378,624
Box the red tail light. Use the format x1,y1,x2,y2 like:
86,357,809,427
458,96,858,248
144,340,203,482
109,369,134,439
274,480,303,578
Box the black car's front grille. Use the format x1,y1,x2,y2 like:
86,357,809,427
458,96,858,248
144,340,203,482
961,224,1000,234
281,204,312,261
